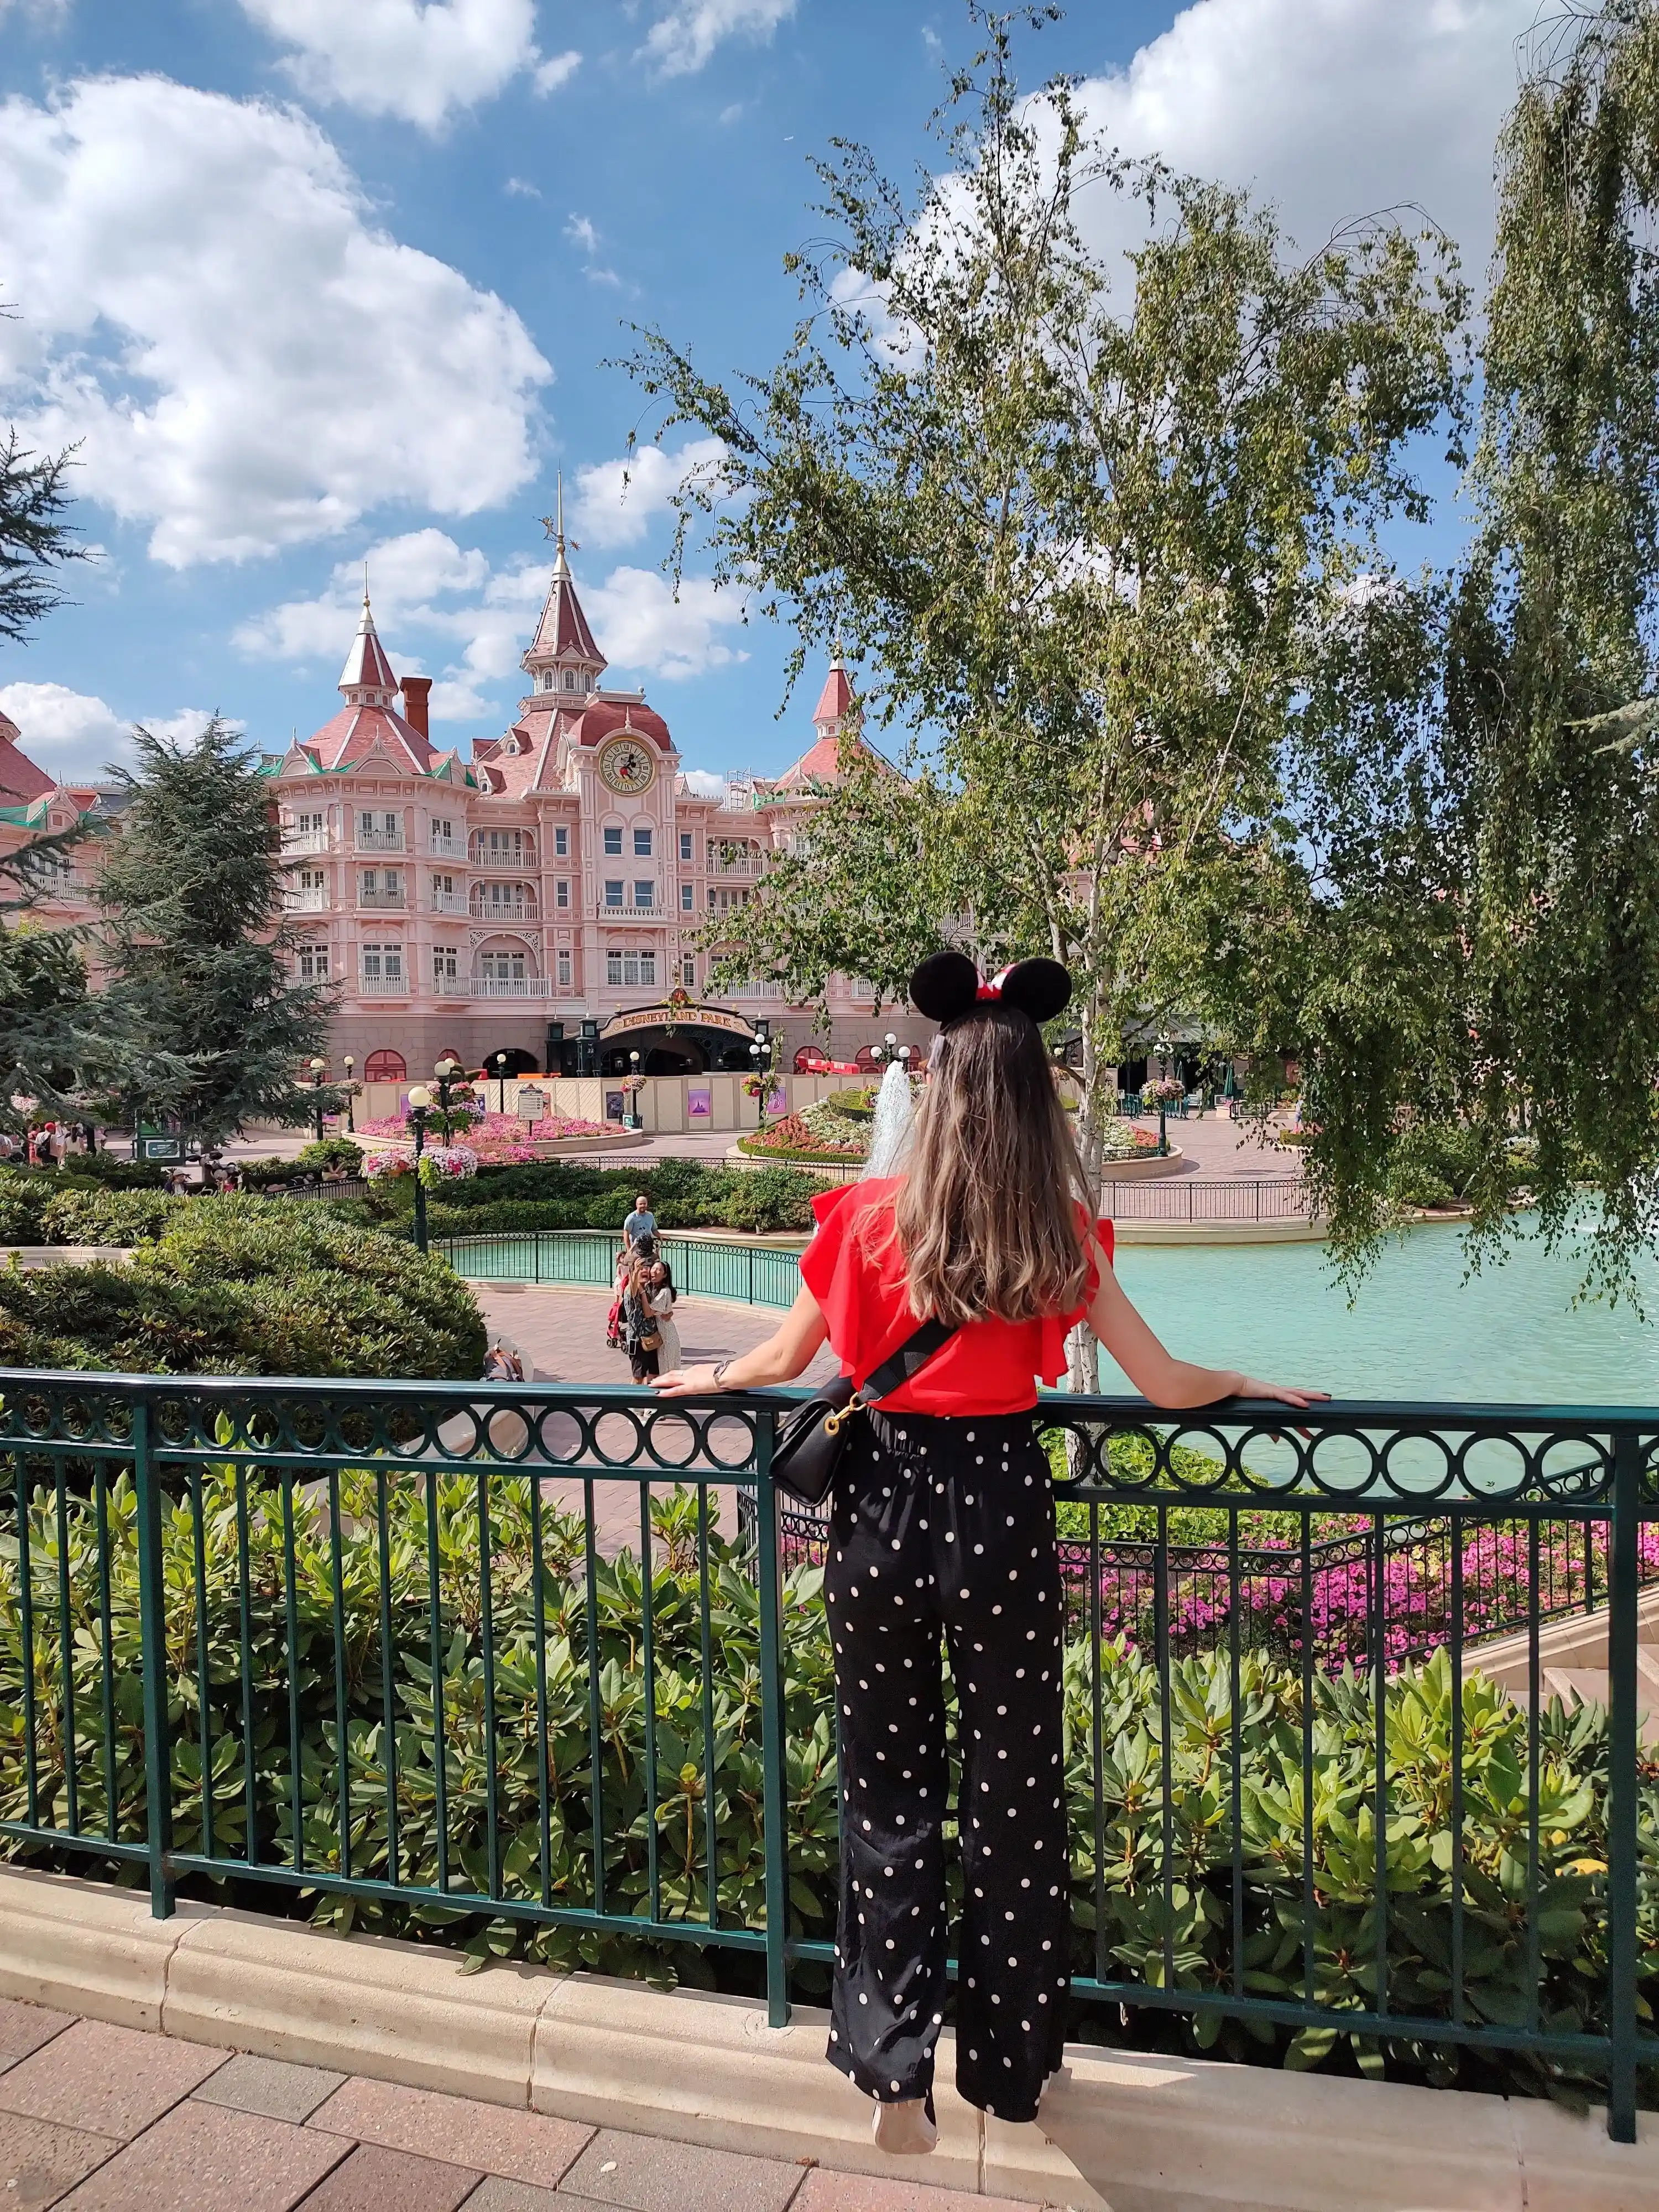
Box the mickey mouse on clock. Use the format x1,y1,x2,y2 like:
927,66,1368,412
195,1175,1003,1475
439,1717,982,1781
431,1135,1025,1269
598,737,655,795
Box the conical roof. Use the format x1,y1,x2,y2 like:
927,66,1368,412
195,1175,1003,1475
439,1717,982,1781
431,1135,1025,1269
522,479,606,677
0,705,60,802
337,593,397,702
812,653,853,728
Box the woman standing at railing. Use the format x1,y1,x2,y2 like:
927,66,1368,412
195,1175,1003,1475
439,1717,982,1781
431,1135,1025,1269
655,952,1319,2156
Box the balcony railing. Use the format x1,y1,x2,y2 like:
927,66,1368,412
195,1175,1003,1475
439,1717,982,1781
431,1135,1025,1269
1,1361,1653,2142
596,901,669,921
357,889,406,911
356,828,405,853
469,896,536,922
429,833,460,858
281,830,332,855
428,891,467,915
469,974,547,998
356,971,409,995
284,887,329,913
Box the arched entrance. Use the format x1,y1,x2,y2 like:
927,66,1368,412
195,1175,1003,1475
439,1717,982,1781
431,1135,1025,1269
479,1046,539,1078
594,1002,757,1076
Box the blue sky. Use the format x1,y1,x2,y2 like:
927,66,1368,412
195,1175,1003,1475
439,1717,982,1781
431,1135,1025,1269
0,0,1537,787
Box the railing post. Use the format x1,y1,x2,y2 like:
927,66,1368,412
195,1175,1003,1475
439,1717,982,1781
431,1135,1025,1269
1606,1428,1641,2142
753,1411,790,2027
133,1395,175,1921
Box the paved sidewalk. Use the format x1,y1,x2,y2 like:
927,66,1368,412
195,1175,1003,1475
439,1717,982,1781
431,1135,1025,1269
0,2000,1041,2212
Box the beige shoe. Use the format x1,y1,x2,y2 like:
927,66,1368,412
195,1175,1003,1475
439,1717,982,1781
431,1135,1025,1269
873,2096,938,2156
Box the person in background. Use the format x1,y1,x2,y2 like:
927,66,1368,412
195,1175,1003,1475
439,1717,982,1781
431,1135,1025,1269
623,1191,657,1247
648,1257,681,1373
654,950,1322,2157
607,1243,631,1350
621,1250,662,1383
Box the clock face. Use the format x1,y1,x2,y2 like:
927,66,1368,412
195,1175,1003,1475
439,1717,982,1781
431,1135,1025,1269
598,736,655,795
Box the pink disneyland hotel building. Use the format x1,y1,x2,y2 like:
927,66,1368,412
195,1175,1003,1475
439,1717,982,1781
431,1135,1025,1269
0,527,927,1089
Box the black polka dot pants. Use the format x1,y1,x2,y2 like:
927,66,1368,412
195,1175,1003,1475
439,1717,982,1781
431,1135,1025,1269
823,1407,1069,2125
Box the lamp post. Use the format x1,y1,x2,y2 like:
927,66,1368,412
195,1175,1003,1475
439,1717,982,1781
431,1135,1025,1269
342,1055,356,1134
308,1058,327,1144
624,1050,642,1130
493,1051,509,1115
407,1084,431,1253
1155,1031,1172,1157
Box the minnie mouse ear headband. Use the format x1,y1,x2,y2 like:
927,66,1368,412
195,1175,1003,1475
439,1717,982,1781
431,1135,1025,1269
908,950,1071,1029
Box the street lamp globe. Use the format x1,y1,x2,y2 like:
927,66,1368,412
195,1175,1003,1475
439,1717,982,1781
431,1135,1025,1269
309,1058,326,1074
343,1056,354,1074
884,1032,897,1048
406,1086,432,1110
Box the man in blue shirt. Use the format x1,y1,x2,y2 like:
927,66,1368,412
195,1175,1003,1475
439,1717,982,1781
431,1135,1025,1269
624,1193,657,1248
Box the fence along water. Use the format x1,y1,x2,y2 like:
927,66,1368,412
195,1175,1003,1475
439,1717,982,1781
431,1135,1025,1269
0,1373,1652,2137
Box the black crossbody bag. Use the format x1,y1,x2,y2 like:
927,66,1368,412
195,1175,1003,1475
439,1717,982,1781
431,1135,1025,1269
768,1317,959,1507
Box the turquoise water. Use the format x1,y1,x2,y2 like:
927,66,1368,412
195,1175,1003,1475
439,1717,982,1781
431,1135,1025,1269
1108,1219,1659,1406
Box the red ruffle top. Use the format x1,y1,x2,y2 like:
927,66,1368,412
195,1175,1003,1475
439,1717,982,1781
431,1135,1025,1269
798,1176,1114,1417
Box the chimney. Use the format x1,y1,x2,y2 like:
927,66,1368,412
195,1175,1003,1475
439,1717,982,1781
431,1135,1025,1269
400,676,432,739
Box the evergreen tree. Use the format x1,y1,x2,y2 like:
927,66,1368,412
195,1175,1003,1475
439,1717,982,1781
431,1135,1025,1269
0,421,86,645
95,718,338,1142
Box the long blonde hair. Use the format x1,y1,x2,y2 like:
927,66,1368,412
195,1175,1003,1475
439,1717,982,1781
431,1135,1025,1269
891,1005,1090,1326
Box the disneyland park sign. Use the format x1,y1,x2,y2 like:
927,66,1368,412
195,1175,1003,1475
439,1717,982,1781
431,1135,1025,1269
598,1002,754,1039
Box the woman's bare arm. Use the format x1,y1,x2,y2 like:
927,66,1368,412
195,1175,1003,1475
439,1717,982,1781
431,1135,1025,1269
1084,1239,1323,1410
651,1284,829,1396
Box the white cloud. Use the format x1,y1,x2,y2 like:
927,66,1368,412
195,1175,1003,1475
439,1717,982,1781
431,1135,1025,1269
563,211,623,288
0,76,551,567
0,684,240,780
0,682,126,763
239,0,579,132
533,48,581,94
585,568,748,681
1071,0,1535,278
504,176,542,198
640,0,796,79
571,439,728,549
680,768,727,799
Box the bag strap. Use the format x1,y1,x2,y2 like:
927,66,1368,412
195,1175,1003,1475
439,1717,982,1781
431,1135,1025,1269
860,1316,959,1406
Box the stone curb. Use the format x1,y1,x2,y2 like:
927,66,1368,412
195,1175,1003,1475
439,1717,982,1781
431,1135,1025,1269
0,1865,1655,2209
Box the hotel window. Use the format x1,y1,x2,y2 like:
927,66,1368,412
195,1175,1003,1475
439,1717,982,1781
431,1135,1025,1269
681,883,694,912
680,831,693,861
681,956,696,988
554,826,569,856
606,950,658,988
293,811,325,840
556,950,572,988
564,670,578,690
479,948,527,987
296,944,330,982
633,880,655,909
603,826,623,855
431,817,455,846
633,827,652,856
604,879,624,906
361,943,403,983
432,946,459,987
555,879,569,909
478,827,530,863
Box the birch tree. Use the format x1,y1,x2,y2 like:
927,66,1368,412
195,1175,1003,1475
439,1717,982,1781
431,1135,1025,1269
625,11,1465,1342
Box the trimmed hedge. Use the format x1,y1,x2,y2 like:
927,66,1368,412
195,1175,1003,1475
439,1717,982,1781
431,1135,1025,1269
0,1197,484,1379
0,1467,1645,2105
353,1156,832,1238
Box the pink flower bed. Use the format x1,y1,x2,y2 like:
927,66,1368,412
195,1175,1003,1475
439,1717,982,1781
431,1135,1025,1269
1065,1517,1659,1669
357,1109,611,1164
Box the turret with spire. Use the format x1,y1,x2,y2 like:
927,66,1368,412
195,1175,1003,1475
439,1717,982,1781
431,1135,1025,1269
522,474,607,696
337,576,398,708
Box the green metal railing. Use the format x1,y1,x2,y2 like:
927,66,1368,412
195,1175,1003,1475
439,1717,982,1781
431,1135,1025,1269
0,1373,1655,2133
438,1229,804,1307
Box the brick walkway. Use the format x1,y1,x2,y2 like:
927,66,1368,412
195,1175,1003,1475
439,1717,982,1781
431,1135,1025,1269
0,2001,1036,2211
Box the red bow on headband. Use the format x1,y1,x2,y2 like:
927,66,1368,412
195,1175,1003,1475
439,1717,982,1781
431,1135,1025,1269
975,966,1015,1001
